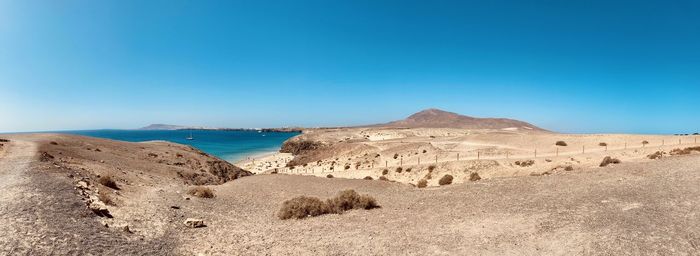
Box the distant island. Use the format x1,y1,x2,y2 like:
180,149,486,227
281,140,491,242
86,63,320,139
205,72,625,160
138,124,303,133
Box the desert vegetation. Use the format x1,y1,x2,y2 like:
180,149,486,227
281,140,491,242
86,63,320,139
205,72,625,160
599,156,621,167
363,176,373,180
277,190,380,220
382,169,388,175
648,151,664,159
670,147,700,156
417,179,428,188
438,174,453,186
326,174,334,178
555,141,567,146
395,167,403,173
98,175,119,190
469,172,481,181
187,186,215,198
98,189,116,206
515,160,535,167
599,142,608,147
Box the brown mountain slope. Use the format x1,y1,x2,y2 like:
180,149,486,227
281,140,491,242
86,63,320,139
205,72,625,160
376,108,547,131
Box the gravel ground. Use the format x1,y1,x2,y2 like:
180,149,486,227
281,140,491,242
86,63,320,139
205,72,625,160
1,134,699,255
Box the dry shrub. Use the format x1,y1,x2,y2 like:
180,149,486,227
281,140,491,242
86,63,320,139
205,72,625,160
515,160,535,167
98,190,116,206
647,151,664,159
642,140,649,145
326,174,334,178
393,153,399,159
469,172,481,181
599,142,608,147
382,169,388,175
363,176,373,180
379,176,389,181
555,141,567,146
98,175,119,190
671,147,700,156
278,190,379,220
417,179,428,188
599,156,621,167
405,168,412,172
326,190,380,213
0,138,9,142
395,167,403,173
49,141,58,145
428,165,436,172
277,196,329,220
187,186,215,198
438,174,453,186
344,164,350,170
565,165,574,171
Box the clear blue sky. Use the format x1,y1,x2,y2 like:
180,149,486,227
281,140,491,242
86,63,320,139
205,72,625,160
1,0,698,134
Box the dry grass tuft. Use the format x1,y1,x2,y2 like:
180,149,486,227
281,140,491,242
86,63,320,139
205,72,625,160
555,141,567,146
277,196,329,220
469,172,481,181
363,176,373,180
670,147,700,156
379,176,389,181
599,156,621,167
428,165,436,172
278,190,379,220
326,174,334,178
515,160,535,167
326,190,380,213
98,190,116,206
98,175,119,190
599,142,608,147
648,151,664,159
395,167,403,173
438,174,453,186
187,186,215,198
382,169,388,175
417,179,428,188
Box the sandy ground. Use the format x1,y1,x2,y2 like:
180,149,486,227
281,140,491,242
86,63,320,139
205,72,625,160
1,133,699,255
253,127,700,186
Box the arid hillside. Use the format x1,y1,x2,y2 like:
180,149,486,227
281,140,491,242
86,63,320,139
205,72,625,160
375,108,546,131
1,133,699,255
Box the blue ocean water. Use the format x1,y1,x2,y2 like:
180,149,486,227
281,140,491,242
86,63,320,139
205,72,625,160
56,130,299,163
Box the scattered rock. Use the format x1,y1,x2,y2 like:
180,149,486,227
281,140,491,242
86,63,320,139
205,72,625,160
89,201,113,218
184,218,205,228
39,152,55,162
122,225,132,233
76,181,89,190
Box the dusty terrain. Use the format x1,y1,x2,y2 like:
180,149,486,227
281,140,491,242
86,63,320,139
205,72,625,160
1,133,700,255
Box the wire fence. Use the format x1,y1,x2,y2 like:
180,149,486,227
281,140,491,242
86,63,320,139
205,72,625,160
273,136,700,175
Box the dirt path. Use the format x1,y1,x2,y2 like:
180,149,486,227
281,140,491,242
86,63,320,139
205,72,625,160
0,138,173,255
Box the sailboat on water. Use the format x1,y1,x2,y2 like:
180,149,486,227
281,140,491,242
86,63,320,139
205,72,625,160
186,130,194,140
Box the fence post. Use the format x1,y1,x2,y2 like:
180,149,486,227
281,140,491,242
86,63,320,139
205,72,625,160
582,146,585,154
556,148,559,156
385,161,388,167
400,157,403,166
457,153,460,161
534,149,537,158
435,155,438,164
477,151,480,160
418,157,420,165
662,140,665,146
625,142,627,149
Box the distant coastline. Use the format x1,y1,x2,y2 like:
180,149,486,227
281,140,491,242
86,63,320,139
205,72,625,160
138,124,303,133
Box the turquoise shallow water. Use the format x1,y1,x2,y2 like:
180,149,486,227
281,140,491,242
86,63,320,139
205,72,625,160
55,130,299,163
